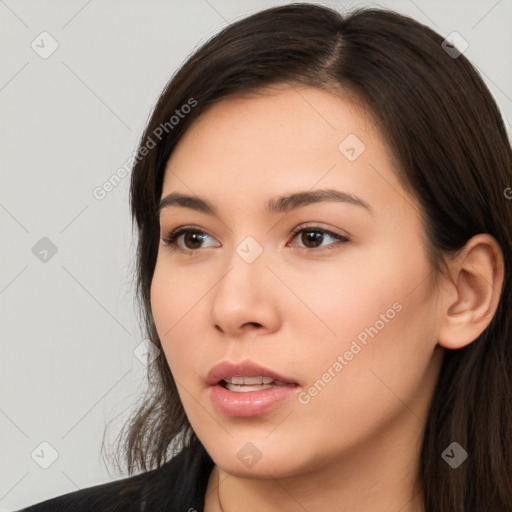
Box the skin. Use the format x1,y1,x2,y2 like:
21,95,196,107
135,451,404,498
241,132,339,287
150,84,504,512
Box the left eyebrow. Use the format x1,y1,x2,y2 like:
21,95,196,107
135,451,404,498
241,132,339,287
157,188,374,216
265,188,374,215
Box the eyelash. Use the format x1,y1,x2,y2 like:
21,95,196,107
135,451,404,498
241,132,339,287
161,224,349,254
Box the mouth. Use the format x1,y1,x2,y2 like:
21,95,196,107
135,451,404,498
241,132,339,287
219,376,295,392
205,360,298,387
206,360,299,417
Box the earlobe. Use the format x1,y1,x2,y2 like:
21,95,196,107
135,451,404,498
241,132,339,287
437,234,505,350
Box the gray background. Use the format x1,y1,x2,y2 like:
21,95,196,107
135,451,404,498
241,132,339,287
1,0,511,509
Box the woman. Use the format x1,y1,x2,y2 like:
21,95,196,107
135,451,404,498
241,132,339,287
20,3,512,511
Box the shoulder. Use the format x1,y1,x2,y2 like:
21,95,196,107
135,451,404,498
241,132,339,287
18,443,214,512
18,469,147,512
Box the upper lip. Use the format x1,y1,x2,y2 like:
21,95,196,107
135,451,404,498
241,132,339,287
205,360,298,386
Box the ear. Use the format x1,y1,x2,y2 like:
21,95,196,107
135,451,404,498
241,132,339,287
437,233,505,350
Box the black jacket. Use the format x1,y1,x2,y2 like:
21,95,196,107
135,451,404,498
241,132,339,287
18,443,215,512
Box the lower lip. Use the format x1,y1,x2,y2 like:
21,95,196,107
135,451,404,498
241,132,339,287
209,383,298,417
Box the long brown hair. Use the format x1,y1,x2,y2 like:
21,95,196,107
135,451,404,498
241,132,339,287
108,4,512,510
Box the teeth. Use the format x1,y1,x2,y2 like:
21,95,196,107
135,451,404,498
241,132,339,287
224,376,274,385
222,376,278,392
225,383,274,392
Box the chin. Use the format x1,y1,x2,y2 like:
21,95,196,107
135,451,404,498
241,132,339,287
220,457,301,480
205,435,314,479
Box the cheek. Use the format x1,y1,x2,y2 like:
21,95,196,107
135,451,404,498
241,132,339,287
300,303,437,453
295,250,438,441
273,258,393,346
150,262,201,378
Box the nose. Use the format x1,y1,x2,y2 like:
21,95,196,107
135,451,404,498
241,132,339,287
210,246,280,337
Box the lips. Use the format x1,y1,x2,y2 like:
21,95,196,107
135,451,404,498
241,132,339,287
206,360,299,417
205,360,298,387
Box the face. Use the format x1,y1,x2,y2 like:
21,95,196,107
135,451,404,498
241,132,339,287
150,84,444,478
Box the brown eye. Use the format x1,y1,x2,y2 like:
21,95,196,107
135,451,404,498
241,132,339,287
162,227,218,252
181,231,206,249
289,225,349,252
299,230,325,249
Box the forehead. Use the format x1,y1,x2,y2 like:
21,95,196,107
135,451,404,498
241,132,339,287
171,84,373,148
165,87,371,170
161,85,410,219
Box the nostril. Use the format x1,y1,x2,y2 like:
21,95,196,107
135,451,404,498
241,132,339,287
214,322,261,333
